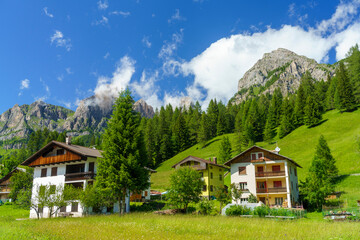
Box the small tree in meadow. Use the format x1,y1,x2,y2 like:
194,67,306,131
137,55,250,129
248,193,258,203
214,185,231,214
218,136,232,163
167,167,203,212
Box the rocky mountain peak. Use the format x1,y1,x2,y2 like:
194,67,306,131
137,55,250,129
234,48,335,102
133,99,155,118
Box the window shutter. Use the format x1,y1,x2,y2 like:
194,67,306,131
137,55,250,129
51,167,58,176
272,165,281,172
71,202,78,212
89,162,95,172
41,168,47,177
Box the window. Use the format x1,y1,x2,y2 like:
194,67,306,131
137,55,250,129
251,152,263,160
49,185,56,194
199,172,203,178
71,202,78,212
210,172,213,179
56,149,65,156
257,166,264,172
88,162,95,172
257,182,266,189
272,165,281,172
240,198,248,203
219,174,222,181
294,168,297,177
238,167,246,175
66,164,85,174
239,182,247,190
219,168,222,172
51,167,58,176
275,197,283,206
210,166,213,169
202,185,207,192
194,161,199,165
60,205,67,213
273,181,282,188
210,185,213,192
41,168,47,178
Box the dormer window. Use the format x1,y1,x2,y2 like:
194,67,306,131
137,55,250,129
56,149,65,156
251,152,263,160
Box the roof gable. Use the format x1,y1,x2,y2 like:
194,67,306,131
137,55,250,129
224,145,302,168
21,141,102,167
172,155,229,169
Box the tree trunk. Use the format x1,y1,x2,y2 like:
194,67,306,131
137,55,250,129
119,196,123,216
219,202,222,214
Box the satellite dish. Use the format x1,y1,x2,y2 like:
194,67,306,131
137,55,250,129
275,147,281,152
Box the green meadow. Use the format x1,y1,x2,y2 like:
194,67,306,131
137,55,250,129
0,205,360,240
152,108,360,197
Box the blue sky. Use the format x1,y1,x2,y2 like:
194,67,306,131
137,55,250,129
1,0,360,113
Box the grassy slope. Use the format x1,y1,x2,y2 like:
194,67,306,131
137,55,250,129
153,108,360,195
0,205,359,240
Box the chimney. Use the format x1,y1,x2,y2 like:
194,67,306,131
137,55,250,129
213,157,217,164
66,136,72,145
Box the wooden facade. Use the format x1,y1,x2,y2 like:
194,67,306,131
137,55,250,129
29,151,83,167
230,148,285,164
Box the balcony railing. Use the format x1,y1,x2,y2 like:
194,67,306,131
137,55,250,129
256,187,287,193
64,172,96,181
255,171,285,177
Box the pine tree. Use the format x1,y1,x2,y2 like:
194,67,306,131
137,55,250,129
301,135,337,211
199,113,211,144
263,98,277,143
278,98,295,138
304,95,322,127
335,62,356,112
96,89,149,215
216,110,227,136
244,99,263,145
218,136,232,164
173,113,190,152
272,88,283,126
207,99,219,138
326,75,337,110
294,83,306,126
346,44,360,102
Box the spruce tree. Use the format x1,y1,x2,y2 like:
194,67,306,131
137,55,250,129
294,83,306,126
304,95,322,127
346,44,360,101
244,99,263,145
335,62,356,112
326,75,337,110
216,110,227,136
199,113,211,143
96,89,149,215
218,136,232,164
278,98,295,138
263,98,277,142
272,88,283,126
173,113,190,152
207,99,219,138
301,135,337,211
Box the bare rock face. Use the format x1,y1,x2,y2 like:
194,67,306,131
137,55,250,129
234,48,335,102
0,101,74,144
133,99,155,118
179,97,194,110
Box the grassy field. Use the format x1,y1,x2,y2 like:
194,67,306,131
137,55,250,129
152,108,360,193
1,205,360,240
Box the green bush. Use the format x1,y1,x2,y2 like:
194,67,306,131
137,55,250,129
130,201,166,212
254,205,270,217
225,205,252,216
197,199,214,215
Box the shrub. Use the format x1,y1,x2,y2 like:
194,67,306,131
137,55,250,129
254,205,270,217
130,201,166,212
225,205,252,216
197,199,214,215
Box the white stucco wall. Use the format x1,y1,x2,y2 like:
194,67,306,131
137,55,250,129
230,162,256,203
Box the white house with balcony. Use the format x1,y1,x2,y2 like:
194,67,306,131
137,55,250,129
21,138,154,218
224,146,301,208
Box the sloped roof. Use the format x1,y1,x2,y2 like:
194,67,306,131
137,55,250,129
0,167,26,184
172,155,229,169
21,140,103,166
224,145,302,168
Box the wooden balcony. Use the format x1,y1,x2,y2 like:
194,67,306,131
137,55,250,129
257,187,287,194
64,172,96,181
255,171,285,177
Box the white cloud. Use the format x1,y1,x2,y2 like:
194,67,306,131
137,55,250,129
66,67,73,74
142,36,152,48
104,52,110,59
97,0,108,10
159,29,183,59
168,9,186,23
43,7,54,18
110,11,131,17
334,22,360,60
57,75,64,81
35,79,51,101
20,79,30,89
317,0,360,33
131,71,162,109
91,56,135,109
288,3,296,17
93,16,109,26
50,30,72,51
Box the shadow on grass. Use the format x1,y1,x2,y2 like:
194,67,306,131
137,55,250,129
334,174,349,184
201,139,220,149
307,119,328,128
